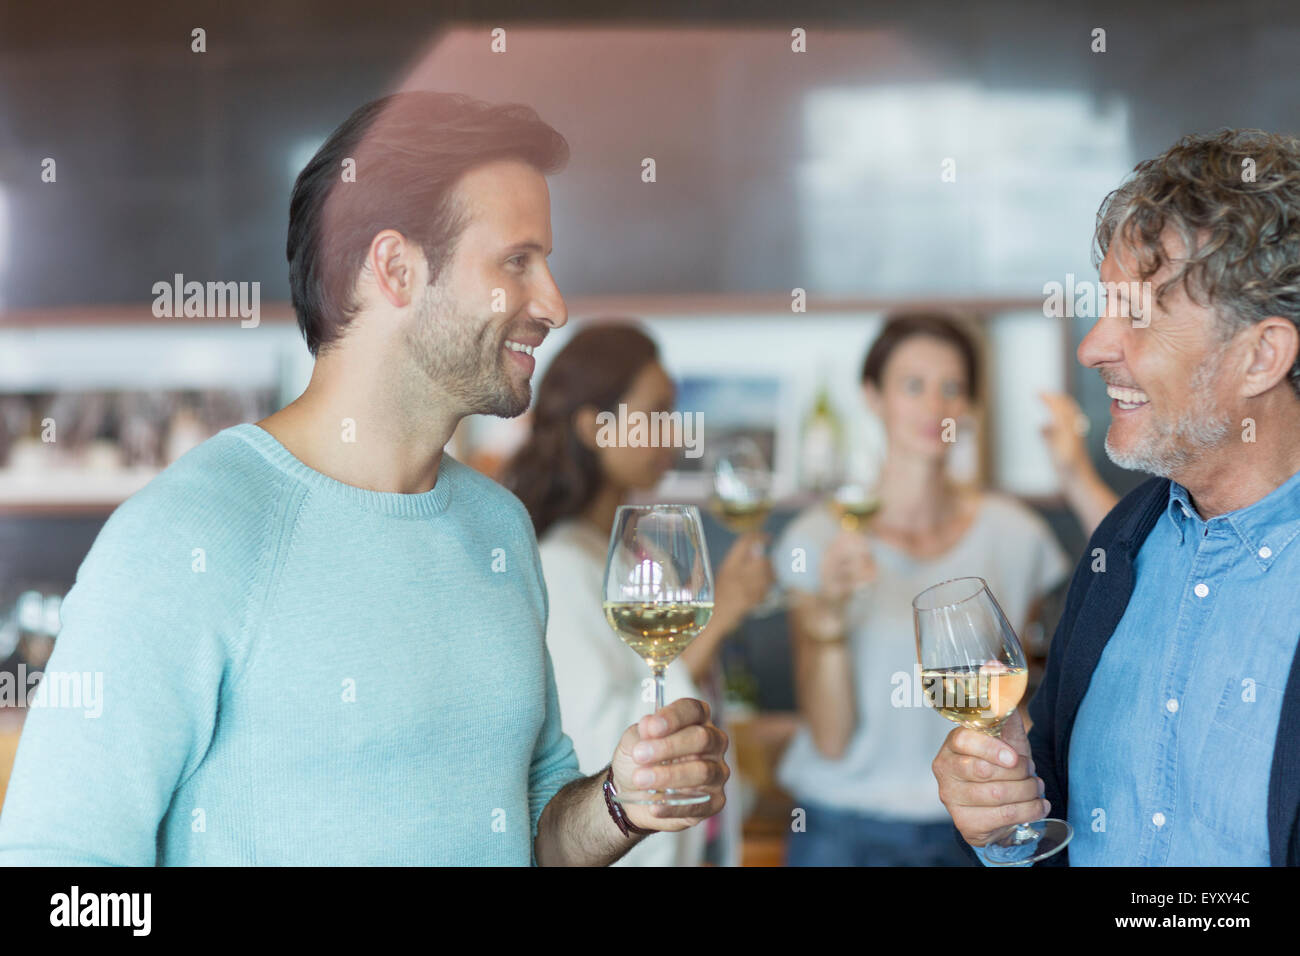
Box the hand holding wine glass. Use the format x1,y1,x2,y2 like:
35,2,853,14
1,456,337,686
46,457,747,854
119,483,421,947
916,576,1071,864
933,708,1049,851
792,525,877,643
706,532,776,635
609,697,731,831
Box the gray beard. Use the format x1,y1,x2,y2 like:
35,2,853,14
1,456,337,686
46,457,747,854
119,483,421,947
1103,348,1233,477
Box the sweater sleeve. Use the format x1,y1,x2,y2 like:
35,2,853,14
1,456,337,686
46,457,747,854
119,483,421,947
526,640,585,865
0,496,232,866
525,534,585,866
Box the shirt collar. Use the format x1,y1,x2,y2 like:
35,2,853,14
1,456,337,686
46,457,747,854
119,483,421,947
1164,483,1195,543
1165,468,1300,570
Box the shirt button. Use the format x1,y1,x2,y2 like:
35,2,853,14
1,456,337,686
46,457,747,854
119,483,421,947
1259,546,1272,559
1152,812,1166,827
1194,583,1209,598
1166,698,1179,713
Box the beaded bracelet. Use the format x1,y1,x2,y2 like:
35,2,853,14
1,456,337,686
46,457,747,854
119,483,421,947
603,765,656,837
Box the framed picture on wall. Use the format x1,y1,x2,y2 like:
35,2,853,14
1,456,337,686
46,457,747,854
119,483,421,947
654,373,787,500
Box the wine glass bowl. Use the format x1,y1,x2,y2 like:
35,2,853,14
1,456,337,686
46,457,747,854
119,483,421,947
831,481,881,532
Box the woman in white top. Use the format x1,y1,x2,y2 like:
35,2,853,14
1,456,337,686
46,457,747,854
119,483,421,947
501,321,773,866
777,312,1073,866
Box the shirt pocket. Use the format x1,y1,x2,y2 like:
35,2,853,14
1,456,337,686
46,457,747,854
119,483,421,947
1190,677,1281,846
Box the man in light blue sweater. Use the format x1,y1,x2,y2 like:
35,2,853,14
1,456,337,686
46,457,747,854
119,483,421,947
0,92,730,866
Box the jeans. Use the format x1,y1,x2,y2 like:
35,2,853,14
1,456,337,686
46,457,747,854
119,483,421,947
785,799,975,866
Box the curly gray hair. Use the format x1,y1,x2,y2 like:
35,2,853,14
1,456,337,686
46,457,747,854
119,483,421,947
1093,128,1300,397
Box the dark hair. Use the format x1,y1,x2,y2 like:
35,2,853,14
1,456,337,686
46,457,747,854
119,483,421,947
500,321,660,539
860,311,981,400
1094,128,1300,397
287,91,570,356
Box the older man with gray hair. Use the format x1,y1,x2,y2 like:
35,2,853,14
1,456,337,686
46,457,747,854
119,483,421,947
934,128,1300,865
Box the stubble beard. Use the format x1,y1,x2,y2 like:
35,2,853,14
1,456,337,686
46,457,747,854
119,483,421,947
1103,345,1234,477
406,281,531,420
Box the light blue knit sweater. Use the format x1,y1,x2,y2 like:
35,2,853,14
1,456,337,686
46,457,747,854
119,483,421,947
0,423,583,865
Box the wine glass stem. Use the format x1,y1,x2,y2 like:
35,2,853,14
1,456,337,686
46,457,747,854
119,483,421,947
984,723,1038,842
652,665,666,713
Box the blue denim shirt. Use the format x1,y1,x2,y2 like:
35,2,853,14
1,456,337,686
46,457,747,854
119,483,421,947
975,468,1300,865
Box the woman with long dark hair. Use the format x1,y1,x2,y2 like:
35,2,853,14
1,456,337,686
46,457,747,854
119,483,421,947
501,320,773,867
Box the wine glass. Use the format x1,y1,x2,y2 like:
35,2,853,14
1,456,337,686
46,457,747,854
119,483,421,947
603,504,715,806
831,482,881,531
707,436,781,616
831,439,882,531
913,576,1072,865
709,436,773,533
15,587,60,671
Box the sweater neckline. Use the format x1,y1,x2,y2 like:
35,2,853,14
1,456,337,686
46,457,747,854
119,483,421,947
228,422,454,518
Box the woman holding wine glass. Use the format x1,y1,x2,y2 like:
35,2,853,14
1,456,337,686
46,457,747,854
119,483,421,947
501,320,774,867
774,312,1072,866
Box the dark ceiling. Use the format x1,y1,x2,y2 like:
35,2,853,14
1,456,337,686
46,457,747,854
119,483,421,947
1,0,1298,310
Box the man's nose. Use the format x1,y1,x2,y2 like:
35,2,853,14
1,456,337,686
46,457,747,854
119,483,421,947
529,269,568,330
1077,315,1121,369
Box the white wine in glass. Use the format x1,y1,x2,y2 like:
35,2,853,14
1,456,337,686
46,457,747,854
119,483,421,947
832,482,881,532
913,576,1072,865
603,602,715,668
919,664,1028,732
603,504,715,806
709,495,773,535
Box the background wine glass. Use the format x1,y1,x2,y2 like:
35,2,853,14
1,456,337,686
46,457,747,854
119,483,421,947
913,576,1072,865
831,481,881,531
709,436,773,533
830,440,882,531
15,587,60,671
707,436,781,616
602,504,715,806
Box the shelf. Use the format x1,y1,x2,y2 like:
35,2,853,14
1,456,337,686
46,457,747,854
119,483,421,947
0,303,299,328
0,296,1055,329
0,468,159,514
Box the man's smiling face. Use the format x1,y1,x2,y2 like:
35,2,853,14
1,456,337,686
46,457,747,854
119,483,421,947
406,157,567,419
1077,231,1237,477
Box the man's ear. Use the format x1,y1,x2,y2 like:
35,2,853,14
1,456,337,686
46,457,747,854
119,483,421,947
368,229,424,310
1242,317,1300,399
573,405,601,452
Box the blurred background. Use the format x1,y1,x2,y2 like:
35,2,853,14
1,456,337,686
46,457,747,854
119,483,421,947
2,0,1298,860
